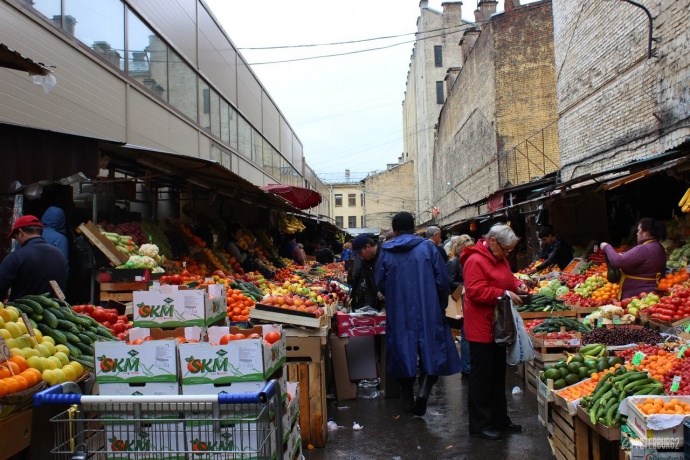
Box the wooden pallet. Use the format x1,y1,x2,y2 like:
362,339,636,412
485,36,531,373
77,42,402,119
77,221,129,267
548,401,586,460
285,361,328,448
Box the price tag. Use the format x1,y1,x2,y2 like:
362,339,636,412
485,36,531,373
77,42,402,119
671,376,681,392
0,337,10,362
20,313,35,337
49,280,65,302
678,345,688,359
205,278,214,283
632,351,645,366
613,315,621,325
685,322,690,333
597,318,604,328
569,338,580,346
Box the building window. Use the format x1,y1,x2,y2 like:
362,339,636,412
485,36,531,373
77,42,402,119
348,216,357,228
335,216,344,227
348,194,356,207
436,81,444,104
361,193,365,206
434,46,443,67
335,194,343,207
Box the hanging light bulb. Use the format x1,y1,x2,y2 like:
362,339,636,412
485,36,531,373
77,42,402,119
469,221,477,232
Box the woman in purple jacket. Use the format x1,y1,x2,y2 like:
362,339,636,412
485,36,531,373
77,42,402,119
600,218,666,300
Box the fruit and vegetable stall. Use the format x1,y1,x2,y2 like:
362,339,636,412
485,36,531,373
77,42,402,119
0,209,354,459
514,240,690,460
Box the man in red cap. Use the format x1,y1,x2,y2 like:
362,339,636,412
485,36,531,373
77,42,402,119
0,215,68,300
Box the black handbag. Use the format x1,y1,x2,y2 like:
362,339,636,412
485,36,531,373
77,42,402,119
603,251,622,284
494,295,516,346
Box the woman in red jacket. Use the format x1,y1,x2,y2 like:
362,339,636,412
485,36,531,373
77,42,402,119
459,223,528,440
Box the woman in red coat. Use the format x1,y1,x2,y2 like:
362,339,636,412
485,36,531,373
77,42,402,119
459,223,528,440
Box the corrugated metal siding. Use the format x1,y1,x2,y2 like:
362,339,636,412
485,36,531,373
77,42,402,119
280,116,293,164
169,113,200,156
197,4,237,105
236,60,262,129
1,3,127,141
238,157,263,186
261,90,280,148
292,136,304,175
198,134,210,160
128,0,197,66
127,88,173,151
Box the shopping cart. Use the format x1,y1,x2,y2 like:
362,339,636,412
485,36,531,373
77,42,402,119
33,380,283,460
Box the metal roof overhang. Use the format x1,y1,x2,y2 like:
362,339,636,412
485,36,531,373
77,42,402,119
0,43,51,76
99,143,300,211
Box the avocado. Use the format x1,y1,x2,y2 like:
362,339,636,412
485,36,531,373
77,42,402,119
544,368,560,380
578,366,589,379
597,361,607,372
567,362,581,373
587,369,596,377
608,356,623,367
571,355,585,363
584,359,598,370
553,379,566,390
558,367,569,378
564,373,580,385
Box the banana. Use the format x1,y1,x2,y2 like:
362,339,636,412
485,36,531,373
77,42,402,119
679,188,690,208
683,202,690,213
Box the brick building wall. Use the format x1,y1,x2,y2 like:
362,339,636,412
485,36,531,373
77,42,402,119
553,0,690,181
434,1,557,226
363,161,416,231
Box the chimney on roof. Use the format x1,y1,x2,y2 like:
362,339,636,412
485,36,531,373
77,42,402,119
441,2,462,22
345,169,350,180
479,1,498,20
420,0,429,9
460,28,481,62
504,0,520,13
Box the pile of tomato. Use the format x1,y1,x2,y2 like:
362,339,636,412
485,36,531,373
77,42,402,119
558,292,600,308
226,289,255,322
159,270,203,285
73,304,133,340
646,286,690,322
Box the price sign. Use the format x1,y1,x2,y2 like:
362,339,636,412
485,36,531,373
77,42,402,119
20,313,35,337
597,318,604,328
678,345,688,359
685,322,690,334
671,376,681,393
49,280,66,302
632,351,645,366
569,338,581,346
0,337,10,362
613,315,621,325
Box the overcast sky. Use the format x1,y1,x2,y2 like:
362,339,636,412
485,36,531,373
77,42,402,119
204,1,523,182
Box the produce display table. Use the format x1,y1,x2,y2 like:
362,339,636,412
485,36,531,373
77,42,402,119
99,281,148,306
574,405,623,460
548,400,588,460
0,408,32,460
520,310,577,320
526,352,565,396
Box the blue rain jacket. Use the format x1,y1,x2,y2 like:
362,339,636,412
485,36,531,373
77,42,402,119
376,233,461,378
41,206,69,263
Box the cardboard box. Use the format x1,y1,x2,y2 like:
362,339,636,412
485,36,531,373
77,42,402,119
133,288,216,327
625,396,689,446
104,419,185,460
183,413,274,459
178,325,286,393
94,339,178,386
620,425,684,459
100,268,159,283
284,381,300,435
334,312,386,337
286,336,323,362
329,336,357,401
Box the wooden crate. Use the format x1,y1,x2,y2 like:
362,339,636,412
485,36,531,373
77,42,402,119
525,352,565,396
99,281,148,307
285,361,328,448
548,401,585,460
0,408,32,460
519,310,577,320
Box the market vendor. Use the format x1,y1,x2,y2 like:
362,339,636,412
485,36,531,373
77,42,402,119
600,217,666,300
226,224,257,272
349,233,384,311
0,215,68,301
526,226,573,274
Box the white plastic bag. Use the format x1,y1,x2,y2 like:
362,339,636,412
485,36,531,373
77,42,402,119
507,302,535,365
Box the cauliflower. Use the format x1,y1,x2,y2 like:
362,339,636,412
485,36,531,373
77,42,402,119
600,305,624,320
152,266,165,274
125,255,157,269
138,244,160,258
583,310,602,326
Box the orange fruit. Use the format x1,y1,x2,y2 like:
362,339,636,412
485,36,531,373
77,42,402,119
4,377,20,394
19,370,38,387
0,361,20,376
8,356,27,372
12,375,28,391
0,380,7,398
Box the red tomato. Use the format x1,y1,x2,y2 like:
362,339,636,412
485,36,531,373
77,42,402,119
102,321,112,329
264,331,281,345
73,305,84,313
92,308,107,323
107,312,119,324
84,305,94,315
246,333,260,339
118,315,129,323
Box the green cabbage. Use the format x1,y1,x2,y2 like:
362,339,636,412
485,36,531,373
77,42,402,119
548,279,562,290
556,286,570,297
539,287,555,298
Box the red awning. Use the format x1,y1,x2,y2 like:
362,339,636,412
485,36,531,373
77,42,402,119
260,184,322,210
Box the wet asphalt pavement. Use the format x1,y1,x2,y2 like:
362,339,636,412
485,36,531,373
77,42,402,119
303,367,555,460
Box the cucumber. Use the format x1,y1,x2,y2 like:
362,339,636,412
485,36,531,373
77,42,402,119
63,342,82,358
37,323,67,344
70,313,93,329
83,330,100,342
22,295,60,310
623,378,655,392
77,333,93,346
76,342,93,356
30,313,43,322
51,308,66,320
12,302,35,315
96,325,115,339
57,319,80,334
63,331,81,344
15,298,43,314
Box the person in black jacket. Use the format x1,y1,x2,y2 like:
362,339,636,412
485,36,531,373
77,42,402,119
447,235,475,378
315,240,335,265
426,226,449,263
528,226,573,274
348,234,383,311
0,215,67,301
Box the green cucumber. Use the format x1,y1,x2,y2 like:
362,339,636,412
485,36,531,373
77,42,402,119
75,342,93,356
63,331,81,344
42,309,59,328
63,342,82,358
37,323,67,344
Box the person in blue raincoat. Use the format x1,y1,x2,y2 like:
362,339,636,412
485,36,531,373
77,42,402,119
41,206,69,272
375,211,461,416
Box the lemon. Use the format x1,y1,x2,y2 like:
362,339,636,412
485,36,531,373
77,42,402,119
42,369,57,386
16,322,27,335
69,361,84,376
54,351,69,367
10,348,24,359
41,357,57,370
48,356,62,369
55,344,69,356
0,316,5,328
26,356,43,372
41,342,56,356
41,335,55,346
33,329,43,342
0,329,10,340
37,344,51,358
0,310,10,323
4,322,21,339
5,307,19,322
62,365,77,382
52,368,66,384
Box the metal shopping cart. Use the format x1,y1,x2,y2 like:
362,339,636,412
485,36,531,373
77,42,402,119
33,380,283,460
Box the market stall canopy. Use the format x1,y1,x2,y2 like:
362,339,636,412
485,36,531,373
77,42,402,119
260,184,322,210
0,43,51,76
